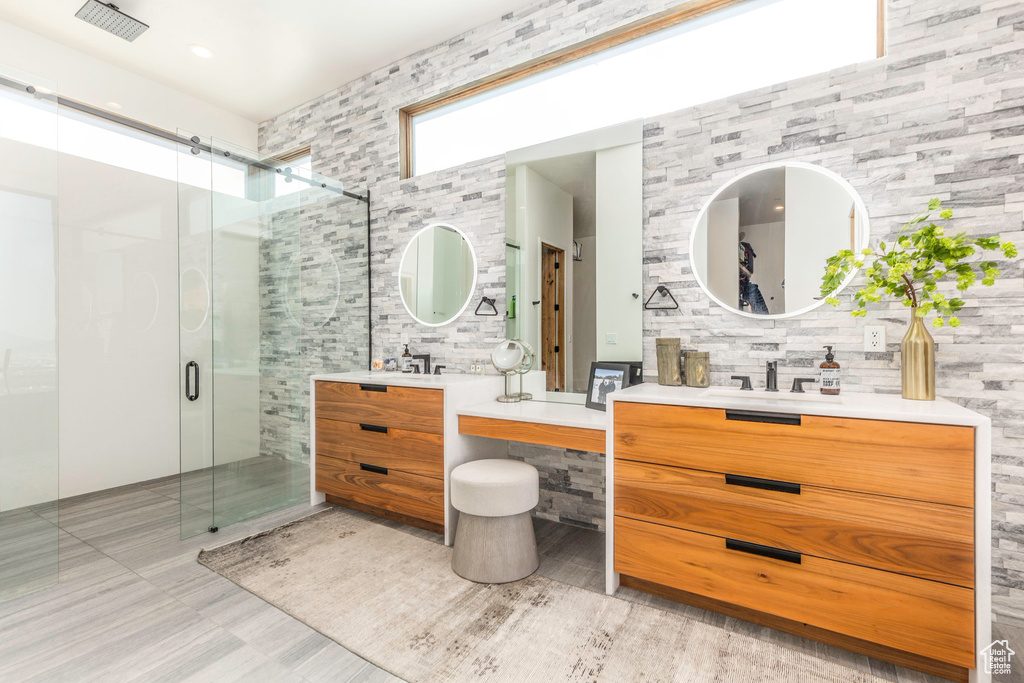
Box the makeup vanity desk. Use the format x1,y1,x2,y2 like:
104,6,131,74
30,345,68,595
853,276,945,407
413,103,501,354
457,400,608,454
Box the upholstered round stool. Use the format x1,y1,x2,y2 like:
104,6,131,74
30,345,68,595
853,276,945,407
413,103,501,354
450,459,540,584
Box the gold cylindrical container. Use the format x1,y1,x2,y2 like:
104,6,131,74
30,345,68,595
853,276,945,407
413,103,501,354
684,351,710,388
655,338,683,386
901,309,935,400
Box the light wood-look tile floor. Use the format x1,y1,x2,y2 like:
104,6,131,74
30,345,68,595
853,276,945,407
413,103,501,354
1,477,1016,682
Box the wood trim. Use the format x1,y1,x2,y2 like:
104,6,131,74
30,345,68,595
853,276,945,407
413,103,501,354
877,0,886,58
325,495,444,535
397,0,887,177
459,414,606,453
619,575,969,683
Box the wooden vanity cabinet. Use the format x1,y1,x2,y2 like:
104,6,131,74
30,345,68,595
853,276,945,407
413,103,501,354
613,402,977,682
314,381,445,530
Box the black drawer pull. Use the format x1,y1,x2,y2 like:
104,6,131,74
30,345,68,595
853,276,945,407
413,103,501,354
359,463,388,475
359,423,388,434
725,409,801,426
359,383,388,393
725,474,801,495
726,538,801,564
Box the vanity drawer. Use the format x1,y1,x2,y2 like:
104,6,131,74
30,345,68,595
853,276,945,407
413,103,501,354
316,418,444,480
316,456,444,525
613,403,974,508
614,460,973,587
315,381,444,435
614,516,975,668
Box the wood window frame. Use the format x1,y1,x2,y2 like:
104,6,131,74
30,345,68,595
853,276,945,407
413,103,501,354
398,0,887,179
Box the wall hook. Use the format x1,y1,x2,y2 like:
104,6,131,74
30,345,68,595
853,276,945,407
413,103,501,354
475,296,498,316
643,285,679,310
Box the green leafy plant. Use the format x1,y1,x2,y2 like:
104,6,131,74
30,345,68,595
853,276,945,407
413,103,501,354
821,199,1017,328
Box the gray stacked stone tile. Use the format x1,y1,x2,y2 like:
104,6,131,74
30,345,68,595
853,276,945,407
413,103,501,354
258,0,1024,623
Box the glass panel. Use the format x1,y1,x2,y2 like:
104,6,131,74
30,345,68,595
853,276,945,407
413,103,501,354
179,134,369,537
178,130,214,538
413,0,878,175
0,64,59,599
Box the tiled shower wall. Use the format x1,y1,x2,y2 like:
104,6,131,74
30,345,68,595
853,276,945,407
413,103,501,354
260,0,1024,621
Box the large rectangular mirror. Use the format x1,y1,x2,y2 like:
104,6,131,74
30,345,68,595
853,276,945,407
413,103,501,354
505,122,643,404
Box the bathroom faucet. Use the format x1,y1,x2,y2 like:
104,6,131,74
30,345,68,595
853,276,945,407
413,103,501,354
791,377,816,393
730,375,753,390
765,361,778,392
413,354,431,375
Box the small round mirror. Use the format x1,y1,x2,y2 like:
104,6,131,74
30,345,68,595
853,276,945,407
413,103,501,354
690,162,868,318
399,223,477,326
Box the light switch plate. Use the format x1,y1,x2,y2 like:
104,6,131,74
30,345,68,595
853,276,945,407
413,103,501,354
864,325,886,352
606,333,617,344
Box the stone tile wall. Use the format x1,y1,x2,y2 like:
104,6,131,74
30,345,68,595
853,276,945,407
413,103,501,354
259,0,1024,622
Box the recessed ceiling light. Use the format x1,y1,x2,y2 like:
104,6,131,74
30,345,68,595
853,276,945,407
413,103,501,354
34,86,53,95
775,204,785,211
188,44,213,59
105,101,123,110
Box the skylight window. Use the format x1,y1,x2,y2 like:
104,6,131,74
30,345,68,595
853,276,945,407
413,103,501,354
406,0,880,177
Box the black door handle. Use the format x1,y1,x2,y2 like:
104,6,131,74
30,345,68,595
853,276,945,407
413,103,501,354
359,463,388,475
185,361,199,402
725,474,801,495
359,384,388,393
726,538,801,564
359,424,388,434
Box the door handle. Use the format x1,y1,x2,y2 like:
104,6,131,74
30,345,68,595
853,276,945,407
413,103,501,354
725,474,800,495
359,463,388,475
185,361,199,402
359,383,388,393
725,409,801,426
725,538,801,564
359,424,388,434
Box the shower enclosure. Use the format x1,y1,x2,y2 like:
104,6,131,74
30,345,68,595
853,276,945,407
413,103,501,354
0,65,60,599
177,136,369,538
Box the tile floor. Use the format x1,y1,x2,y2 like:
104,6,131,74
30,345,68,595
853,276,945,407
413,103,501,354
0,475,1019,682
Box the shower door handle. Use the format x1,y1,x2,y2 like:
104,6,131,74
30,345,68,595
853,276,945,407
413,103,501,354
185,361,200,402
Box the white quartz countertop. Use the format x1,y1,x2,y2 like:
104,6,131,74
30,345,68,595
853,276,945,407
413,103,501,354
609,383,990,427
311,370,499,389
458,400,608,431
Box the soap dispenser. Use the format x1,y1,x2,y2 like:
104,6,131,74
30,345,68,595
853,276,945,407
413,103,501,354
819,345,840,395
401,344,413,373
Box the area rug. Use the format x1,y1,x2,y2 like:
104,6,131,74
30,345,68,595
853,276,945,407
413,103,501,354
199,508,887,683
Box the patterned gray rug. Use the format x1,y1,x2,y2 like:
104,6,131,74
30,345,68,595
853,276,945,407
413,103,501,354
199,508,886,683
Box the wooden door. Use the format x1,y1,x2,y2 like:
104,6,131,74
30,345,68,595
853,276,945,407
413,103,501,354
541,243,565,391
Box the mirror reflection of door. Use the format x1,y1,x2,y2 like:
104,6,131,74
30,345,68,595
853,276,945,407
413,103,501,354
540,243,565,392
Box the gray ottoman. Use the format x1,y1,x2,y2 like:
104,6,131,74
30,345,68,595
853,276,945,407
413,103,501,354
450,459,540,584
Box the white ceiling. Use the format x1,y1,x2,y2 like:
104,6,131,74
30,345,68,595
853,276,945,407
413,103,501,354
0,0,539,122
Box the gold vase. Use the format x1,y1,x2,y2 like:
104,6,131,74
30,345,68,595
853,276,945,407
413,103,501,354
901,307,935,401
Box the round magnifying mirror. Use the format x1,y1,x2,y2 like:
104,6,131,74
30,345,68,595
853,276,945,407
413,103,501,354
690,162,869,319
399,223,477,326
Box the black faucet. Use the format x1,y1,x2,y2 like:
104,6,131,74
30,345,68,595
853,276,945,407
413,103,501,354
413,354,431,375
765,361,778,392
433,365,445,375
730,375,753,390
791,377,817,393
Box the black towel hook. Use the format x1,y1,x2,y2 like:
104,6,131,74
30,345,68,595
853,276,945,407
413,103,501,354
643,285,679,310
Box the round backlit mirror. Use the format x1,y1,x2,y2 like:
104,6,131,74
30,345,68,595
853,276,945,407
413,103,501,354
691,162,869,318
399,223,477,326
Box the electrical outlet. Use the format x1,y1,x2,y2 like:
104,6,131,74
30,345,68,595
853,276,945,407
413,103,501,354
606,333,617,344
864,325,886,352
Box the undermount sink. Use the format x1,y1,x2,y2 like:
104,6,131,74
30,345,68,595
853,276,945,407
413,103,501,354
700,387,845,404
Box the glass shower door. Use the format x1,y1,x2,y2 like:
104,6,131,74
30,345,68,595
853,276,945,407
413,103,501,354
178,136,369,538
0,65,60,598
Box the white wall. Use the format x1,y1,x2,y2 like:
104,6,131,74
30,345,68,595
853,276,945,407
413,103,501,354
707,197,739,309
785,167,855,312
515,166,573,389
595,143,642,364
57,154,181,497
0,19,256,149
572,235,596,392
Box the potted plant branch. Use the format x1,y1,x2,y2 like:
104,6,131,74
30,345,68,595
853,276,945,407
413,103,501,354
821,198,1017,400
